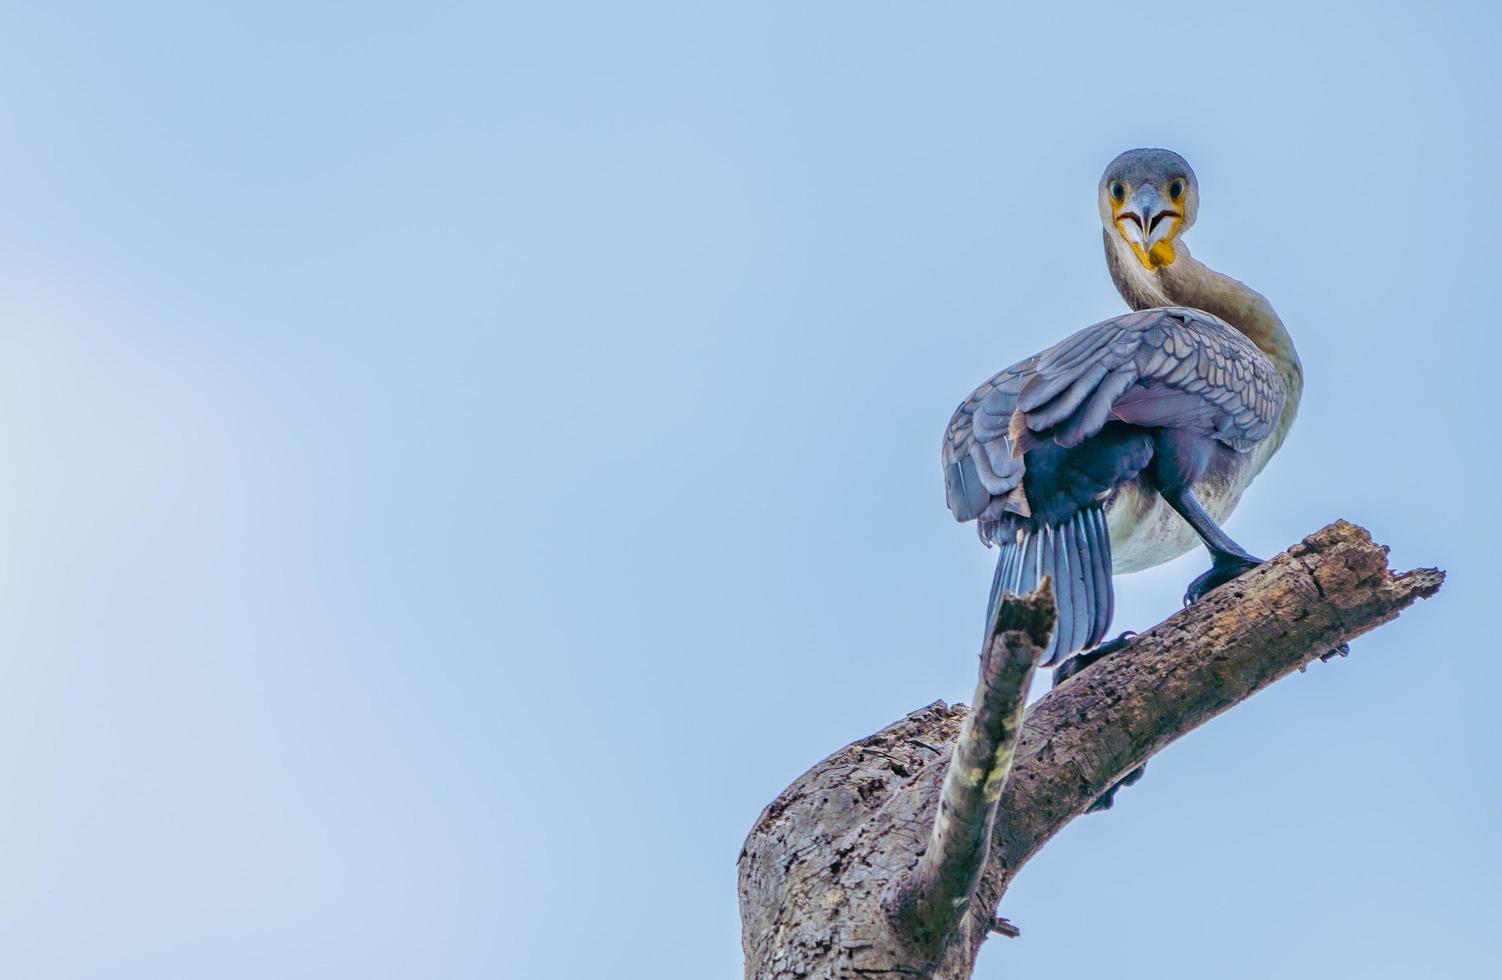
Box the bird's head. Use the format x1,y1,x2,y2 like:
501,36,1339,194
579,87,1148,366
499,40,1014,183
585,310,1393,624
1098,148,1198,271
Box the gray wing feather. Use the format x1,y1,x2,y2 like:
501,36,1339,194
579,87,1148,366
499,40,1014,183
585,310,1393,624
942,307,1285,527
942,358,1034,526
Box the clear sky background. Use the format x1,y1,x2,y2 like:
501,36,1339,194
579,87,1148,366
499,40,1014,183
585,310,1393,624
0,2,1497,978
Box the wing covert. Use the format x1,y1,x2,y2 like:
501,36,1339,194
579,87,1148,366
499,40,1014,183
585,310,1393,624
1011,307,1285,455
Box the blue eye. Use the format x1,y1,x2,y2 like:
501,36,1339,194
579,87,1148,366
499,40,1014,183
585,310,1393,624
1109,181,1126,203
1169,179,1185,200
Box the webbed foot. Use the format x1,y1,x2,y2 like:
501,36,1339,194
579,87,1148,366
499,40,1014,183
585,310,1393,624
1052,631,1147,812
1052,631,1136,686
1087,765,1145,813
1183,554,1264,606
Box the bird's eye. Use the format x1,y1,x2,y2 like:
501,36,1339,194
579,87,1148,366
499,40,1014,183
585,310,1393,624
1109,181,1126,203
1169,179,1185,201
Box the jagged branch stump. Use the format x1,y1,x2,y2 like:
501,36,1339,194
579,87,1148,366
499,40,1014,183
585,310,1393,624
738,521,1443,979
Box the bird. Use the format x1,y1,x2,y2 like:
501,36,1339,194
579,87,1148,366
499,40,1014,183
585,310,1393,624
942,148,1303,674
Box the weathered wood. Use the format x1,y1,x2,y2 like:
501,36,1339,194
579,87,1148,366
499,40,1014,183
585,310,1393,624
884,586,1053,957
738,521,1443,979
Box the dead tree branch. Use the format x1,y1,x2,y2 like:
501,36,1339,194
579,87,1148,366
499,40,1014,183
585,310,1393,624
738,520,1444,979
883,586,1053,955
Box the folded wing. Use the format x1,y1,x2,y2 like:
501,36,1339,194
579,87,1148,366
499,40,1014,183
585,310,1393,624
1012,306,1285,454
943,307,1286,530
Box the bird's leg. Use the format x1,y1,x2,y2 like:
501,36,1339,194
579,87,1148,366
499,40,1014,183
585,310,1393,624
1052,631,1145,811
1162,488,1264,605
1164,488,1350,661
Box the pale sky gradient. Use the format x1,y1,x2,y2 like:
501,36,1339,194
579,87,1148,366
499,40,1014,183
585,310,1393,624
0,3,1497,978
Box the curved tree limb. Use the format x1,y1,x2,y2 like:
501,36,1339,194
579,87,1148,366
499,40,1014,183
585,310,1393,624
984,520,1443,883
738,521,1443,979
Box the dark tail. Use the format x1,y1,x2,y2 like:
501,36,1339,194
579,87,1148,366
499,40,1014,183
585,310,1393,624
984,506,1113,665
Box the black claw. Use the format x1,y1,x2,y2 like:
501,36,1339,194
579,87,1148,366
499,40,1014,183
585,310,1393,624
1320,642,1351,663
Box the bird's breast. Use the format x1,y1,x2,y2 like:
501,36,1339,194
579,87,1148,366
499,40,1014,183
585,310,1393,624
1105,454,1250,574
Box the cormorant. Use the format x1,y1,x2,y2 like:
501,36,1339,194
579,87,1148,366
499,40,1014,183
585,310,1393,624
943,148,1302,673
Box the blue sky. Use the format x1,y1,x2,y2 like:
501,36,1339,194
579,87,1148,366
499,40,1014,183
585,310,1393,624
0,2,1497,978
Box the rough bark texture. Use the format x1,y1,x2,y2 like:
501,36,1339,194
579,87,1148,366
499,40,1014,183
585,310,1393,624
738,521,1443,979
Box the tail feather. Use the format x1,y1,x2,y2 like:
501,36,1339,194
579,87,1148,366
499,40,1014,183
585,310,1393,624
985,506,1114,665
1049,524,1074,653
1062,519,1089,655
1076,513,1097,655
1084,506,1113,640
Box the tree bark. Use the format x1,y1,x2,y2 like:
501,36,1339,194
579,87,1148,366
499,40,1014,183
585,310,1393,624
737,520,1443,979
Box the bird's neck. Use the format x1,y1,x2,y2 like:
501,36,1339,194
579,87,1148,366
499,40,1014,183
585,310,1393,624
1105,232,1304,402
